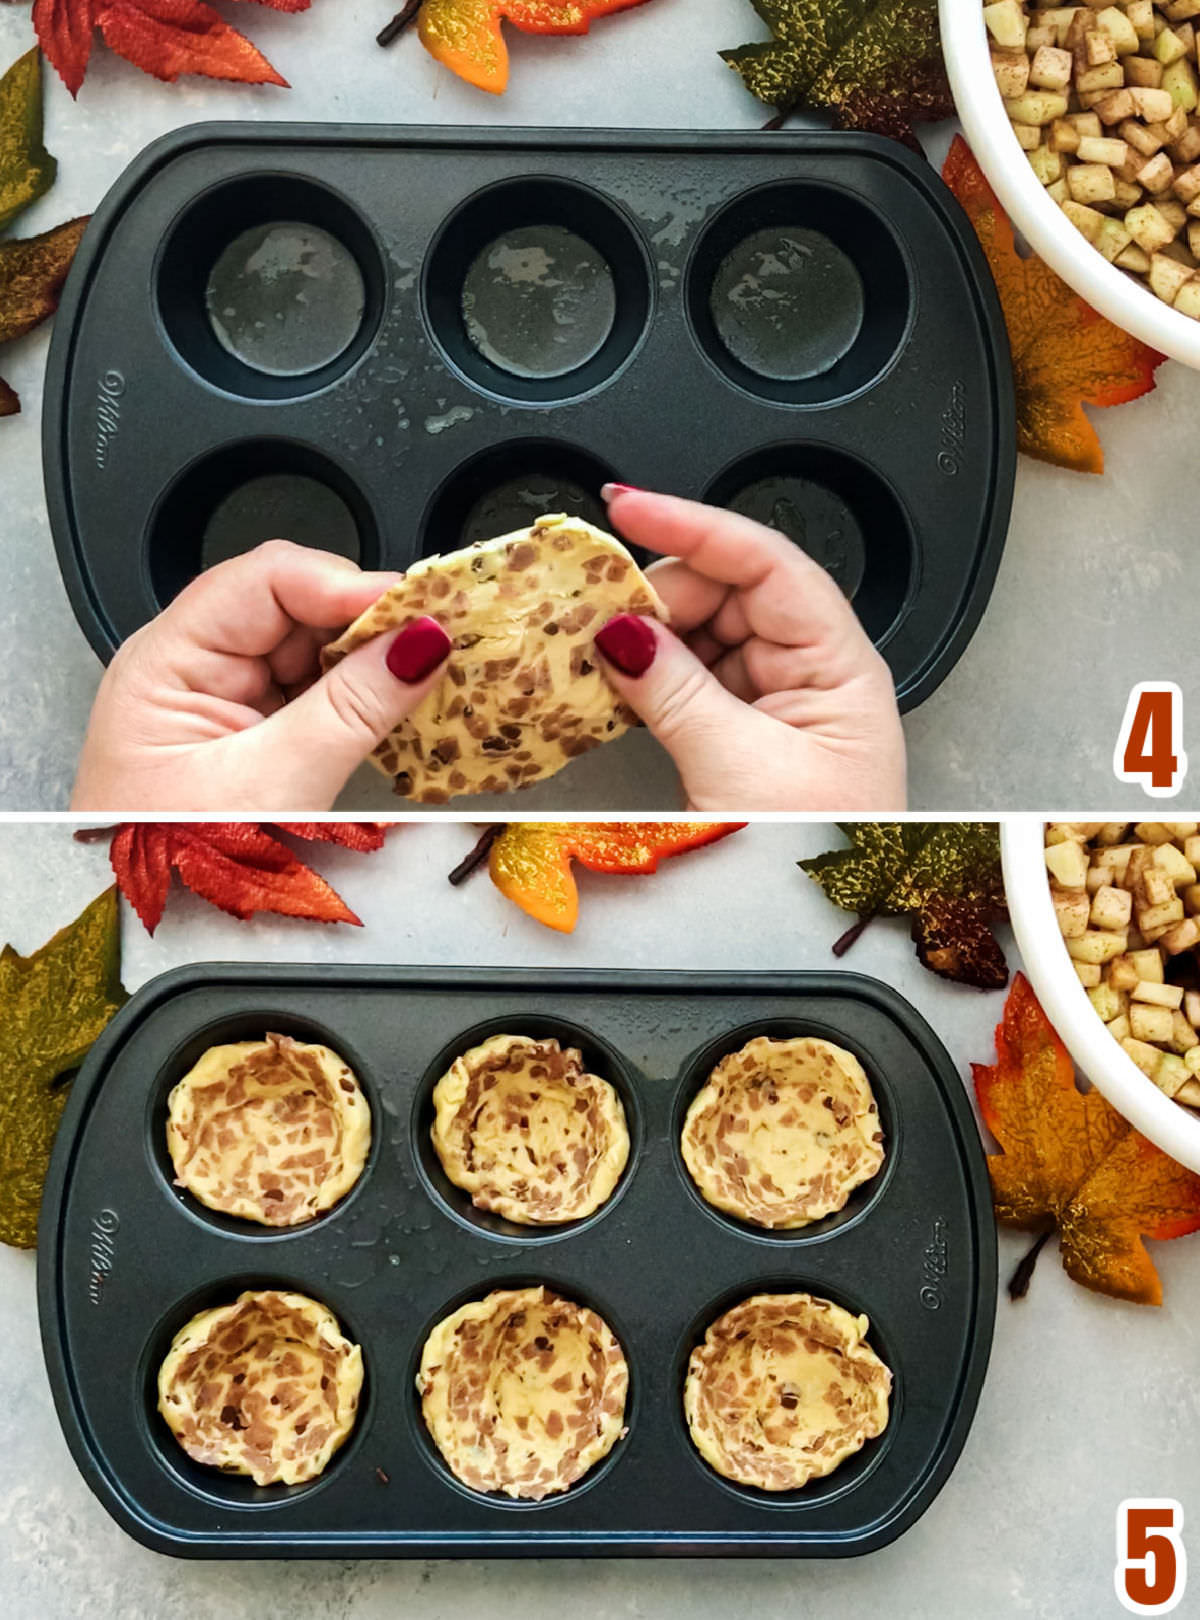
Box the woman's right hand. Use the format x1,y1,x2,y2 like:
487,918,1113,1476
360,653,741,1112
593,488,907,811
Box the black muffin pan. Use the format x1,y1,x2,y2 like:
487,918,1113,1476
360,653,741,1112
43,126,1015,711
38,964,995,1559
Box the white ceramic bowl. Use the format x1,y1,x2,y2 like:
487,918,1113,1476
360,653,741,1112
1001,819,1200,1171
940,0,1200,368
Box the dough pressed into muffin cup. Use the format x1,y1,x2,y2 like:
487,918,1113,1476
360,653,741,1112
684,1292,891,1491
430,1033,629,1224
157,1289,363,1487
681,1035,885,1229
417,1285,629,1500
166,1033,371,1227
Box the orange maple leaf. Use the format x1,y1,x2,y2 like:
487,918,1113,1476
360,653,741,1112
487,821,744,932
942,135,1166,475
972,973,1200,1305
417,0,653,93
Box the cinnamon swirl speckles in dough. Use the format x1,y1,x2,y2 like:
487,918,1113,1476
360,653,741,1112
416,1285,629,1500
157,1289,363,1487
430,1034,629,1224
165,1034,371,1227
681,1036,884,1229
683,1292,891,1491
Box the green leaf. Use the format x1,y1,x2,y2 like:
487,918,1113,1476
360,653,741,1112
800,823,1009,989
721,0,953,149
0,48,56,234
0,887,128,1249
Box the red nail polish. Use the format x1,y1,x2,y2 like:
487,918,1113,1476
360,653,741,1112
595,613,657,677
385,617,452,683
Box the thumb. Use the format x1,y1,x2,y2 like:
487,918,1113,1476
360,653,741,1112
594,614,749,781
248,616,452,807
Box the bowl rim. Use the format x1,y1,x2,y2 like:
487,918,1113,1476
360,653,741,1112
1000,818,1200,1173
938,0,1200,367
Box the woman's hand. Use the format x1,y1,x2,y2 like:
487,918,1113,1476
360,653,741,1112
71,541,451,812
593,488,906,811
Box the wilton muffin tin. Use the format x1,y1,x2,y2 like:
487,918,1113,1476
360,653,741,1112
43,126,1016,710
39,965,996,1558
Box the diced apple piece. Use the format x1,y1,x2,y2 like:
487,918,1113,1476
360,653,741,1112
1137,150,1177,190
1031,143,1066,182
1126,200,1178,250
984,0,1028,46
1131,85,1176,119
1063,198,1108,239
1116,238,1154,269
1126,55,1166,87
1031,42,1075,86
1069,159,1118,199
1046,838,1090,888
1172,276,1200,313
1163,55,1200,108
993,47,1033,98
1095,217,1135,257
1097,4,1142,51
1005,90,1071,122
1077,134,1130,162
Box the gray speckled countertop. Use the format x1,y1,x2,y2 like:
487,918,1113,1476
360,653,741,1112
1,1,1198,810
1,819,1198,1618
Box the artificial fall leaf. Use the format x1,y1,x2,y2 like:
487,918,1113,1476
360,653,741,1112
92,822,388,934
0,215,88,417
943,137,1165,475
972,973,1200,1305
0,887,127,1249
0,49,55,233
32,0,310,97
721,0,953,149
799,822,1008,989
0,215,88,345
273,823,389,852
416,0,653,94
487,821,744,933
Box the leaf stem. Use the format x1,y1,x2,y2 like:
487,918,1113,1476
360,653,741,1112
377,1,422,47
1008,1229,1052,1300
448,824,507,887
832,915,873,956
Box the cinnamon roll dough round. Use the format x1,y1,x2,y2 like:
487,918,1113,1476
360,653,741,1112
416,1285,628,1500
166,1033,371,1227
431,1034,629,1224
684,1292,891,1491
157,1289,363,1486
681,1035,884,1229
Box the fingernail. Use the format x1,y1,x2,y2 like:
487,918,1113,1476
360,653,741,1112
595,613,658,677
385,617,452,683
600,483,641,502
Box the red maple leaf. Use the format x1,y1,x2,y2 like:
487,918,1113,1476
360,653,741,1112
273,823,389,852
32,0,310,96
93,822,388,934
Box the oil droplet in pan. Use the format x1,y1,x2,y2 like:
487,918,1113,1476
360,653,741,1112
205,222,366,378
461,224,616,380
710,227,864,382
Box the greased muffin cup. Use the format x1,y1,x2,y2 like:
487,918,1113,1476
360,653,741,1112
45,127,1013,712
39,965,995,1557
